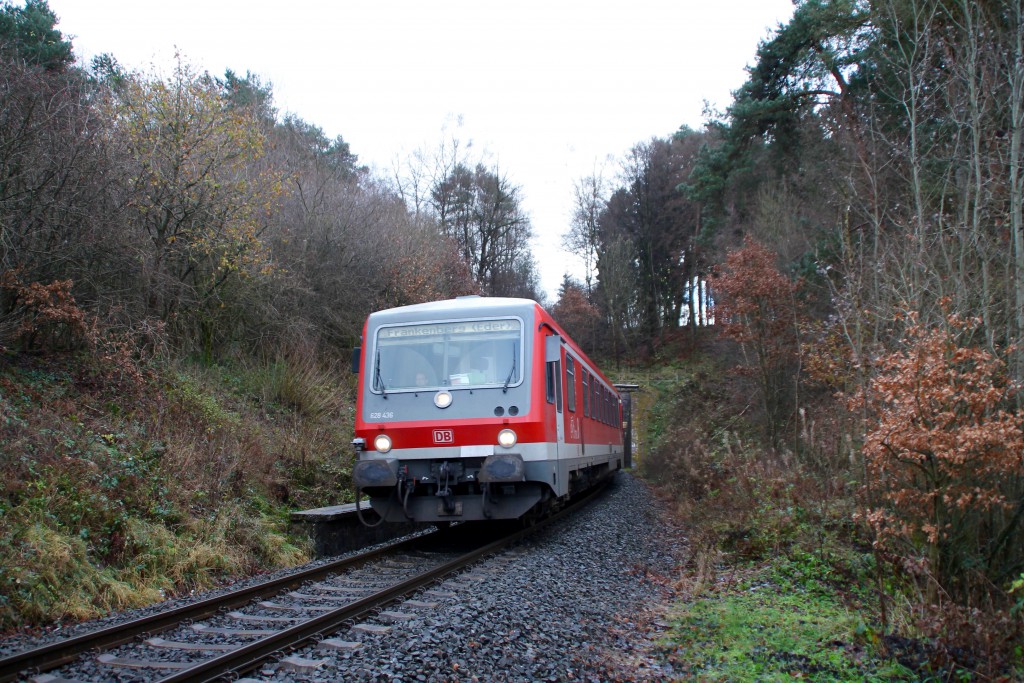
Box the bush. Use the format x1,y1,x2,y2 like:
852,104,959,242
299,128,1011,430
856,312,1024,663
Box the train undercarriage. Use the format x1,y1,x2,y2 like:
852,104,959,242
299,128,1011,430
353,455,616,524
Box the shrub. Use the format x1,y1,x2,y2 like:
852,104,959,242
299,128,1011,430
713,238,802,448
856,312,1024,661
0,273,157,389
0,273,90,352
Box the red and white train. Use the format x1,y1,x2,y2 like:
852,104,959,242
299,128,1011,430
351,296,625,523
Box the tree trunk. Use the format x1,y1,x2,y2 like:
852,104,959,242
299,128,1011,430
1009,0,1024,390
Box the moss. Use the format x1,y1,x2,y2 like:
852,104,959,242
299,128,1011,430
658,558,916,681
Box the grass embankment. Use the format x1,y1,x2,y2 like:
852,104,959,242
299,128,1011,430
615,354,927,681
0,351,355,632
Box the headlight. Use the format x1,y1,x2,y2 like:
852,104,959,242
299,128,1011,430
373,434,392,453
497,428,517,448
434,390,453,409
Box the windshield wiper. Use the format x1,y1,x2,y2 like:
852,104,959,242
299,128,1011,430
374,349,387,398
503,349,517,393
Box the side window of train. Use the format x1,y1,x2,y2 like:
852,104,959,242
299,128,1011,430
545,361,555,404
565,356,576,412
582,371,589,417
546,359,563,413
555,360,562,413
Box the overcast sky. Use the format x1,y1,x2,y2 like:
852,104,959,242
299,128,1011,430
46,0,795,302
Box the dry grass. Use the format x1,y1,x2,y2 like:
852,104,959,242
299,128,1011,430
0,350,348,632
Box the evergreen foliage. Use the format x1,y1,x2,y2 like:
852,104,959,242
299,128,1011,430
0,0,72,71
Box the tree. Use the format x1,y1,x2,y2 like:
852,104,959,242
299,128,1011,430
713,238,801,448
106,58,280,350
218,69,276,125
593,234,639,361
551,276,601,354
729,0,870,158
430,162,535,297
564,170,607,295
264,127,400,349
0,53,117,313
383,232,477,307
0,0,73,72
598,137,698,354
275,114,360,180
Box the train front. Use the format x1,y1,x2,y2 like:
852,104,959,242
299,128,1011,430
351,298,548,523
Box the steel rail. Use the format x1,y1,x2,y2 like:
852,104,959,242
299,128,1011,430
156,528,522,682
0,531,435,682
2,481,609,683
155,483,608,683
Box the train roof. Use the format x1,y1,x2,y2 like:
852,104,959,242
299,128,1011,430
366,296,541,324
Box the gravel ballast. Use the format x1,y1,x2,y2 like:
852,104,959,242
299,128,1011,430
2,471,686,682
262,471,686,682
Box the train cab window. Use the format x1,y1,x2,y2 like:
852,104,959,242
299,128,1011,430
582,371,590,417
373,318,522,393
565,356,576,413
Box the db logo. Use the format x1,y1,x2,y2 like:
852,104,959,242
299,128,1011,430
433,429,454,444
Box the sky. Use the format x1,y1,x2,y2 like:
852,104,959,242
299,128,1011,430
46,0,795,302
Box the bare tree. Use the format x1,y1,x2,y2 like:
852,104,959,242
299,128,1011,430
430,162,535,297
563,169,608,295
0,56,120,326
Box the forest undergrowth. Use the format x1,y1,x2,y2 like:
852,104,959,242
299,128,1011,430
0,347,354,633
627,337,1023,682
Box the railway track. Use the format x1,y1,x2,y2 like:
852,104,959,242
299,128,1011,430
2,488,604,683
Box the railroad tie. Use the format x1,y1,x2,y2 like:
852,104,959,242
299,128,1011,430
191,623,280,636
378,610,415,623
257,600,336,612
95,653,194,670
278,655,328,673
318,638,363,651
227,610,300,623
144,637,238,652
402,599,440,609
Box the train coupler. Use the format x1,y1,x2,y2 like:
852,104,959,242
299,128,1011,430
435,461,460,514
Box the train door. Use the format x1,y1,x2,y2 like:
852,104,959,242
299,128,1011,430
564,354,580,457
544,335,564,450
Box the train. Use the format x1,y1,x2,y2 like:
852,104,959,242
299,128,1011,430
351,295,626,524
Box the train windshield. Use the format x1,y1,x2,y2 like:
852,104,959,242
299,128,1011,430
373,318,523,393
